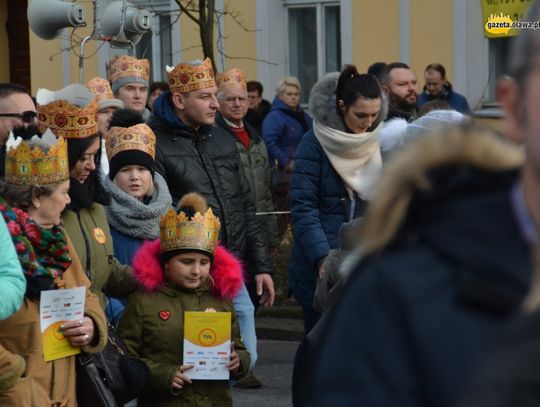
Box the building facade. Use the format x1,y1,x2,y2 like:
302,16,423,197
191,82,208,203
0,0,527,112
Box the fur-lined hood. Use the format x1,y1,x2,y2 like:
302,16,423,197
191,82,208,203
360,125,524,255
308,72,388,131
131,240,244,299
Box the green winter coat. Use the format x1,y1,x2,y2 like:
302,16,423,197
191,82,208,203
118,240,250,407
216,113,280,249
62,203,138,308
119,284,249,407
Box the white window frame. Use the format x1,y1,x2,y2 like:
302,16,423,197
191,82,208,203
284,0,341,105
285,0,341,80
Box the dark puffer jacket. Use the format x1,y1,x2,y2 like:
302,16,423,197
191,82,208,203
215,113,279,249
148,93,273,276
306,126,531,407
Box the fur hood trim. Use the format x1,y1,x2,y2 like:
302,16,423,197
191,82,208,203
360,125,524,255
309,72,388,131
132,240,244,299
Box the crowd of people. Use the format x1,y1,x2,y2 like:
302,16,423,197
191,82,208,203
2,2,540,405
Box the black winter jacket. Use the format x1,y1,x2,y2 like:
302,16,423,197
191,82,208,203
148,112,273,277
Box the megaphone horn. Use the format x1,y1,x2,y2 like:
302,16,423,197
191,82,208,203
28,0,86,40
101,1,152,45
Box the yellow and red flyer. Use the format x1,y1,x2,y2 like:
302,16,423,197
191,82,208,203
40,287,85,362
183,311,231,380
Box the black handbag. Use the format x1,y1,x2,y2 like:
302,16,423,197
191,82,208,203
77,327,149,407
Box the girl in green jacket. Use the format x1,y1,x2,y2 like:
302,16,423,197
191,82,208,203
118,193,250,406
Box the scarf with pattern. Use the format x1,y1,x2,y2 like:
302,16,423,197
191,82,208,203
0,197,71,296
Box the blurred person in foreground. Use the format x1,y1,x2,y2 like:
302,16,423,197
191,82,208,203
305,117,533,405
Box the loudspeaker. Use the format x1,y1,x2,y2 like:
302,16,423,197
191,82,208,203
27,0,86,40
100,1,152,45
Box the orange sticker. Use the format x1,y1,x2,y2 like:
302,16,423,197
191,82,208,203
93,227,107,244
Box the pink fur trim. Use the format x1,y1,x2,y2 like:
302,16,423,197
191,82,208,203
210,245,244,299
132,239,164,292
131,241,244,299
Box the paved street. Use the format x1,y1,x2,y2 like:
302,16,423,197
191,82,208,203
233,340,299,407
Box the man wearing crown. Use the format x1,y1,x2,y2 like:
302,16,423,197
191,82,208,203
147,58,275,387
215,68,279,253
107,55,150,120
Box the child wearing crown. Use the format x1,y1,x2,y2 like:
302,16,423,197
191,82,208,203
117,192,250,406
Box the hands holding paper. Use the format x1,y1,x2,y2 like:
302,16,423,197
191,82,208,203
60,316,95,347
172,364,194,390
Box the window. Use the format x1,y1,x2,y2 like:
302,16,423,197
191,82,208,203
287,2,341,104
487,37,511,103
131,0,174,81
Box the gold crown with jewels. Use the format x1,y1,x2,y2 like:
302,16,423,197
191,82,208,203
167,57,216,94
216,68,247,92
36,84,98,139
5,129,69,186
159,193,221,256
105,124,156,162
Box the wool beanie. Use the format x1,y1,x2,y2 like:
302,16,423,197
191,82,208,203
106,123,156,180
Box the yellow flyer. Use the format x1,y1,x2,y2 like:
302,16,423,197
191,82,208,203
183,311,231,380
40,287,85,362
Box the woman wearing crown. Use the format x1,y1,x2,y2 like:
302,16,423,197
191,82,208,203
0,129,107,406
35,84,138,312
117,193,250,406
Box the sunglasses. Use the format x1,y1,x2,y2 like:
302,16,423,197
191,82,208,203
0,111,37,124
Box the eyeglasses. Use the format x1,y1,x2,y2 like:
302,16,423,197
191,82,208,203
0,111,37,124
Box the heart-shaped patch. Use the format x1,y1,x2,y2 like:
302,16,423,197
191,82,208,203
159,310,171,321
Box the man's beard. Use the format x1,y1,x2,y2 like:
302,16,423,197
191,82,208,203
390,92,418,113
12,123,40,140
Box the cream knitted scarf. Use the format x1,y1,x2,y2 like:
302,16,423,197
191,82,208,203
313,120,383,200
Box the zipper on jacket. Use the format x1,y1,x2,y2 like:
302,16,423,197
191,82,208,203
193,132,229,243
76,211,92,280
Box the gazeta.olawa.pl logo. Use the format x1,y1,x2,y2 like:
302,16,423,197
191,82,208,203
485,12,540,36
485,13,514,35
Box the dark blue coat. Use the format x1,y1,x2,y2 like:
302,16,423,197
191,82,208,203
262,97,312,168
307,166,531,407
288,130,365,311
109,226,143,266
418,88,471,114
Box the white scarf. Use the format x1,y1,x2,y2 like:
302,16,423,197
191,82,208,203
313,120,383,200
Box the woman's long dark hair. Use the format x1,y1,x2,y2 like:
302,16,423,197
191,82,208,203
66,134,110,210
335,65,382,117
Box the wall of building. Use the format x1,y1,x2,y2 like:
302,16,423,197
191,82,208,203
350,0,401,71
28,0,99,94
409,0,454,84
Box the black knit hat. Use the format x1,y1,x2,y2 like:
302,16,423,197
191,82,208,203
108,149,155,180
106,109,156,180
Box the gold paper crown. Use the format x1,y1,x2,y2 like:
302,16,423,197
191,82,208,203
5,129,69,186
37,99,98,139
216,68,247,92
159,193,221,256
107,55,150,88
87,77,115,101
106,124,156,162
167,57,216,94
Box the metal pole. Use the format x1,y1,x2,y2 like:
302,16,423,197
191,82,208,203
79,35,93,83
